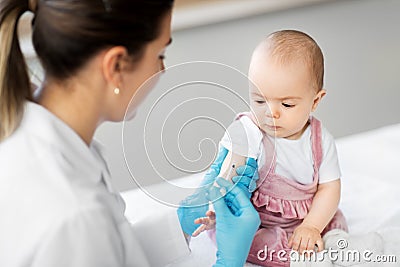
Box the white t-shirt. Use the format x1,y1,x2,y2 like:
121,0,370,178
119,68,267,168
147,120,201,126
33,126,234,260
220,115,341,185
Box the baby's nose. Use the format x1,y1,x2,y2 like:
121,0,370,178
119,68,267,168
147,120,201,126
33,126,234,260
265,105,280,119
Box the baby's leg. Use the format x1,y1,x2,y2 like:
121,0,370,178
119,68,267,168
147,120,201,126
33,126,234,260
247,226,292,267
290,250,333,267
323,229,384,266
290,229,385,266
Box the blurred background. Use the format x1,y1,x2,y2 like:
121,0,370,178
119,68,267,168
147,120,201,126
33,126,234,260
20,0,400,191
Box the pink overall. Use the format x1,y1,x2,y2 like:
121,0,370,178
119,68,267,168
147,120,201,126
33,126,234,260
244,115,348,267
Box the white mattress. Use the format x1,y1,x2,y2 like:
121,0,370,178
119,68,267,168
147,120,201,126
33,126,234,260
121,123,400,266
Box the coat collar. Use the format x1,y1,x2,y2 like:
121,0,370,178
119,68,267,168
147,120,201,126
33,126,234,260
22,101,104,185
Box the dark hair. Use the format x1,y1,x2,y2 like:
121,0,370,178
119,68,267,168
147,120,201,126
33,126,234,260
0,0,173,141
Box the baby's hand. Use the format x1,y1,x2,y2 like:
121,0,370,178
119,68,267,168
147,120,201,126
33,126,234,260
192,210,216,237
288,223,324,254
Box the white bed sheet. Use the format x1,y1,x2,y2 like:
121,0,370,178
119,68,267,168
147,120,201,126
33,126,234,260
121,123,400,266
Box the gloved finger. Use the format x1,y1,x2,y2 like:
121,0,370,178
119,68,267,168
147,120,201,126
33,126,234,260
206,185,231,216
178,195,209,208
245,157,258,168
224,194,240,216
215,177,253,213
236,164,259,185
214,176,234,190
248,179,256,192
231,176,256,192
231,175,249,186
235,165,256,177
209,146,229,173
201,147,229,187
235,157,257,175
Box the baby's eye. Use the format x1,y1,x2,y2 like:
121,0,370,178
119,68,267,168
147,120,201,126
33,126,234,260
255,100,265,104
282,103,295,108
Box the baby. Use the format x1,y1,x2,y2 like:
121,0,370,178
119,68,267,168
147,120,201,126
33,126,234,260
194,30,350,266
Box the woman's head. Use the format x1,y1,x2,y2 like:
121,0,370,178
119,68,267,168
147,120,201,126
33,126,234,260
31,0,173,80
0,0,173,141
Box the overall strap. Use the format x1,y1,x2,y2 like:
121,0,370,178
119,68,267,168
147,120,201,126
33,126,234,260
310,116,323,184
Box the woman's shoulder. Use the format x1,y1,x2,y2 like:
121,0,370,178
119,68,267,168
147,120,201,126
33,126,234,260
0,130,115,213
0,123,47,175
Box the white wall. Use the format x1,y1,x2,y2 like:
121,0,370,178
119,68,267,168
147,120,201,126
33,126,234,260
95,0,400,191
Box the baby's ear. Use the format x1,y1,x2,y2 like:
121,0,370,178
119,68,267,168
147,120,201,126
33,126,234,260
312,89,326,112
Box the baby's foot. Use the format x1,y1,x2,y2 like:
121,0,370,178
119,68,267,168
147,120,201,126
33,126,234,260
323,229,384,266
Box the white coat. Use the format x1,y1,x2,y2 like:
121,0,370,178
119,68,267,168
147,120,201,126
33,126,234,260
0,102,190,267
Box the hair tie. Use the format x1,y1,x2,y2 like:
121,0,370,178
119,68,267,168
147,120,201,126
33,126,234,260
29,0,38,13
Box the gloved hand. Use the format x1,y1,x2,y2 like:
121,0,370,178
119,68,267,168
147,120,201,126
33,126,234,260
176,187,210,236
222,157,258,216
208,177,261,267
200,146,230,187
231,157,259,198
177,147,259,235
177,146,228,236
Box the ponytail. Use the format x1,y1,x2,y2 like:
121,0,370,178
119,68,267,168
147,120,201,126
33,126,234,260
0,0,31,142
1,0,173,142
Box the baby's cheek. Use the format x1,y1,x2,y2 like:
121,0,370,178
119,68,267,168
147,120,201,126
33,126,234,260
251,110,264,125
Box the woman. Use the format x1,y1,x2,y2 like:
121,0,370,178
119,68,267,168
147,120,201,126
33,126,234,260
0,0,260,266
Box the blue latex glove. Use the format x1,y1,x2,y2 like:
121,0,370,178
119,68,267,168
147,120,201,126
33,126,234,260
200,146,229,187
177,146,228,236
208,177,261,267
223,157,258,216
176,189,209,236
177,147,259,235
231,157,259,197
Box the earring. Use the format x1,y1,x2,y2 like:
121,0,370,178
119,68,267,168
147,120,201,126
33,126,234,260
114,87,120,95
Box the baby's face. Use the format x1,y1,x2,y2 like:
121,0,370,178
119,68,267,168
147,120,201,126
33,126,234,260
248,53,324,139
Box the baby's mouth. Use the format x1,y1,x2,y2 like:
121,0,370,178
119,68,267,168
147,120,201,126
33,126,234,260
265,124,281,131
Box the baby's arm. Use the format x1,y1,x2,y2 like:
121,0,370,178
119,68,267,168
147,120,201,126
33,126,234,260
192,149,247,236
191,115,261,236
217,149,247,182
289,179,341,252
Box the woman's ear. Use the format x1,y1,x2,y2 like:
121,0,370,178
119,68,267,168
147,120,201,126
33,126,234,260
312,89,326,112
102,46,129,88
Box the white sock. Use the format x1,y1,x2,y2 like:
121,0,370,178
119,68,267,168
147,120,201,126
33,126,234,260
323,229,384,266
